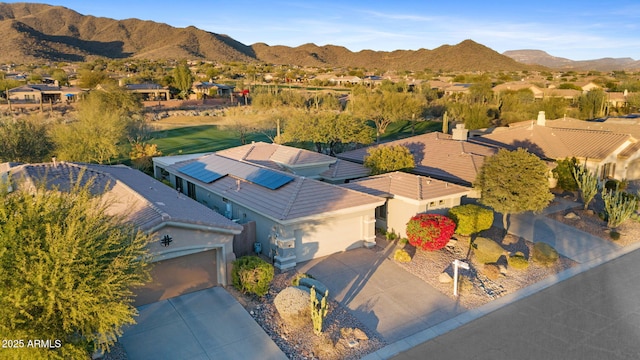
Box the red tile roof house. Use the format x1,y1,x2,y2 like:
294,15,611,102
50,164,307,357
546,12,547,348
1,162,243,306
470,112,640,181
342,172,472,238
152,150,384,271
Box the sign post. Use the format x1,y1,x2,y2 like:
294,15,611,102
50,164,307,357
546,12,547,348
452,259,469,297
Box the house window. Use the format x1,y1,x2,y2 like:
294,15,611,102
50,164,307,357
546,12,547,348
429,201,436,208
175,176,183,193
187,181,196,200
601,163,616,179
438,200,445,206
375,201,388,220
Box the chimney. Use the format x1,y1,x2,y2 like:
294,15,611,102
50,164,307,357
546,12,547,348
52,157,57,167
451,123,469,141
536,111,546,126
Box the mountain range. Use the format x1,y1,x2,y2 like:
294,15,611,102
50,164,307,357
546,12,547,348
502,50,640,71
0,3,636,72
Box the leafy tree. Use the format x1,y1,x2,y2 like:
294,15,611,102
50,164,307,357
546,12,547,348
553,157,579,191
0,116,54,163
51,68,69,86
475,148,554,230
282,111,373,154
0,180,151,358
53,85,144,164
578,89,607,119
363,144,415,175
172,61,195,99
77,69,112,88
349,85,426,143
572,164,599,210
129,141,162,174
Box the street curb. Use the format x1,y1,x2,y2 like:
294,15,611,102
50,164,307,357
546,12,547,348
362,239,640,360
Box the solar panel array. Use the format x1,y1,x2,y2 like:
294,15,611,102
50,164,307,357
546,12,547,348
177,160,294,190
177,162,225,183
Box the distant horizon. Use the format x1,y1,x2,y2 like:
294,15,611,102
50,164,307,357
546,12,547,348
4,1,640,61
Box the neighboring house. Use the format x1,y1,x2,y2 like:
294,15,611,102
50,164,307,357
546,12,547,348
541,88,581,100
607,92,628,108
492,82,544,99
337,129,498,187
152,153,384,271
575,81,601,92
215,141,370,183
121,83,170,101
342,171,471,238
443,83,471,96
1,162,243,306
471,112,640,180
191,81,235,99
7,84,84,103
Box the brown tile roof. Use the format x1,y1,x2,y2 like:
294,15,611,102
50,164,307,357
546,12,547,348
342,172,470,201
319,159,370,182
5,162,242,233
167,154,384,222
472,124,631,161
337,132,498,186
545,117,640,139
217,142,336,168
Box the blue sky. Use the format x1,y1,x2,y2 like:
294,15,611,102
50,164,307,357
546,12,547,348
14,1,640,60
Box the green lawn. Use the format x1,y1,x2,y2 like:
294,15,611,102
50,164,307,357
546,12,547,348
150,119,442,156
150,125,270,156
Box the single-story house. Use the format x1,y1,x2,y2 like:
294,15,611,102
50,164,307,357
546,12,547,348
492,82,544,99
471,112,640,180
152,152,384,270
1,161,243,306
122,83,170,101
7,84,84,103
337,129,498,187
342,171,471,238
191,81,235,99
215,141,370,183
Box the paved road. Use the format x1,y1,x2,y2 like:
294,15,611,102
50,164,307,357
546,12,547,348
392,246,640,360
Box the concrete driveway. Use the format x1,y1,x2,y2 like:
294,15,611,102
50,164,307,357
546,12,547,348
119,287,287,360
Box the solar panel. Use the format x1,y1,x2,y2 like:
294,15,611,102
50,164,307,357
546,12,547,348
177,162,225,183
242,168,294,190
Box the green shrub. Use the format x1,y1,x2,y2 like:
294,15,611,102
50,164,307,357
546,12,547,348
398,238,408,246
448,204,494,236
385,230,398,241
508,252,530,270
604,179,628,191
553,157,579,191
472,237,505,264
609,231,621,241
393,249,412,263
532,242,559,267
232,256,274,297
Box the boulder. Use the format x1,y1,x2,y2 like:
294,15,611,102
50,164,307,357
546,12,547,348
273,286,310,324
564,212,580,220
438,272,453,283
298,277,329,298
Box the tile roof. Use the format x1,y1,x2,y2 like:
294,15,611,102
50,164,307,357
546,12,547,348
342,172,470,201
4,162,242,233
217,142,336,167
319,159,370,181
472,124,631,161
545,117,640,139
166,154,384,222
337,132,497,186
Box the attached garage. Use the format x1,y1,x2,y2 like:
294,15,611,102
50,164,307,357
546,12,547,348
134,250,218,306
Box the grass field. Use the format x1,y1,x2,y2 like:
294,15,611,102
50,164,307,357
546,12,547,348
150,118,442,156
150,125,271,156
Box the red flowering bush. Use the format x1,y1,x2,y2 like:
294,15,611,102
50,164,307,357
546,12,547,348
406,214,456,251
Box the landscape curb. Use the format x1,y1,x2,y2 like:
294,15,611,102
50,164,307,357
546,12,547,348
362,239,640,360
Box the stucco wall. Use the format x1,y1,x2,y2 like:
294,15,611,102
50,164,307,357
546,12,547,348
149,225,234,286
385,196,463,238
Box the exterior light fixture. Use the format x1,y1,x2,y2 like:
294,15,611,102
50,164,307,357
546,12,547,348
160,234,173,247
